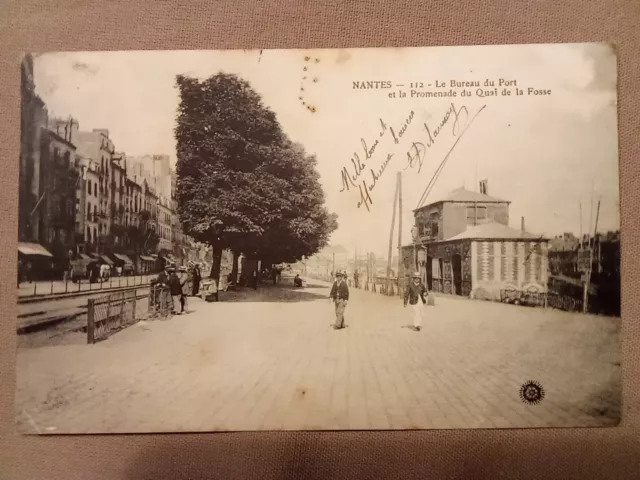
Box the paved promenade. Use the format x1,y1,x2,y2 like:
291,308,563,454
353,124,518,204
15,280,621,433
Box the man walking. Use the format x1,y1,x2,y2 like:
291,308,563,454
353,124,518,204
404,272,428,331
179,266,192,313
329,270,349,330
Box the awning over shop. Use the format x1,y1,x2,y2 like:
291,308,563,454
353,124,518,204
100,255,114,265
113,253,134,265
140,255,155,261
79,253,93,261
18,242,53,257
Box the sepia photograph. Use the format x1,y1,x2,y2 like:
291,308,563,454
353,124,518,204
15,43,621,434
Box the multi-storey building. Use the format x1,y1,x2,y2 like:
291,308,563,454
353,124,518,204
157,195,173,252
110,152,128,246
152,154,171,200
39,119,79,257
19,54,48,244
125,175,142,228
72,125,114,249
142,179,159,234
74,154,100,248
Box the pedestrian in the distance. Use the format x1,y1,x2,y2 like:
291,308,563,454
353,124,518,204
403,272,428,332
179,266,192,313
168,267,182,315
192,263,201,296
252,269,258,290
329,270,349,330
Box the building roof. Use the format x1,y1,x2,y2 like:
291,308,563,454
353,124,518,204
446,222,547,241
44,128,77,150
416,187,508,211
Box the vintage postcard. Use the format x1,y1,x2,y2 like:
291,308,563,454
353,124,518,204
16,43,621,434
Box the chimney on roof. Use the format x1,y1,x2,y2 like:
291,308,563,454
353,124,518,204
479,179,488,195
521,216,525,233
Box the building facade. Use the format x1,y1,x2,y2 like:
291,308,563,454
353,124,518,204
74,154,101,247
73,126,115,248
39,121,79,258
110,152,128,247
402,187,549,301
158,196,173,252
19,61,204,277
19,54,48,243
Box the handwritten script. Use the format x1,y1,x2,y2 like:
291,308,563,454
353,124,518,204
404,103,486,174
338,102,487,212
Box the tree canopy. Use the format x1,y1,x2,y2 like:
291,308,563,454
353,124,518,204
174,73,337,274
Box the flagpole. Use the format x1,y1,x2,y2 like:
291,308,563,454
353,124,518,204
397,172,403,296
386,173,400,295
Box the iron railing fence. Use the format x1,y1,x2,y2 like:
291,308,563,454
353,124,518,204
87,287,159,343
18,273,155,299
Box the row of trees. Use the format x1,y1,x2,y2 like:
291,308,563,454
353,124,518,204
174,73,338,283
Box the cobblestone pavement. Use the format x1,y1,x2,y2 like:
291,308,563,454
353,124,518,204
15,280,621,434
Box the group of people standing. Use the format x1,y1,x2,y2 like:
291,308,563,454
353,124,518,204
156,262,202,315
329,270,429,332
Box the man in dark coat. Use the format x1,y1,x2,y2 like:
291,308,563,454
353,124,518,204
192,263,201,296
329,270,349,330
403,272,428,331
167,267,182,315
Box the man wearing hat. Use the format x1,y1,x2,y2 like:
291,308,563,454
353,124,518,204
403,272,428,331
329,270,350,330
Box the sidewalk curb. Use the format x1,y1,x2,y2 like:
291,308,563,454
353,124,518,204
17,283,152,305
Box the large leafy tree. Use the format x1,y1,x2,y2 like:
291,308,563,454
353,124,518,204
246,142,338,266
174,73,337,284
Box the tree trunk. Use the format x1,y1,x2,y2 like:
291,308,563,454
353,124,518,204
230,250,239,284
210,245,223,301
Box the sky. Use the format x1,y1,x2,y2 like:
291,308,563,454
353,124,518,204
33,43,620,256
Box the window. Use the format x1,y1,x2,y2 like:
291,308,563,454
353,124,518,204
87,180,92,195
87,202,92,220
466,206,487,224
93,227,97,242
94,205,98,219
429,212,440,238
87,226,91,243
431,221,439,238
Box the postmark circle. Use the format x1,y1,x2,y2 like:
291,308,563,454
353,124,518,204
519,380,545,405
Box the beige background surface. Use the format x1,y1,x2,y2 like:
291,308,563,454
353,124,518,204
1,1,638,478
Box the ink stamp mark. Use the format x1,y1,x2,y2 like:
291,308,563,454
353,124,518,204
519,380,545,405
